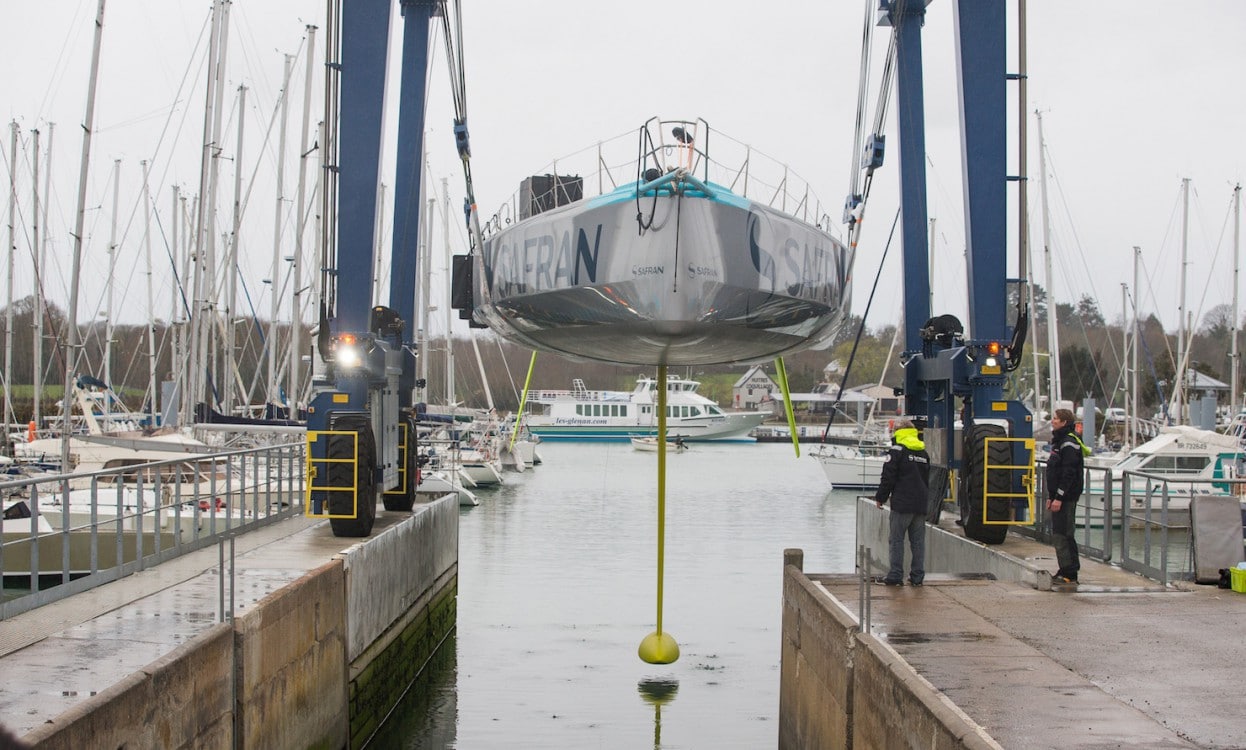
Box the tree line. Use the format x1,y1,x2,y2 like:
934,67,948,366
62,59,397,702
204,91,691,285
3,284,1240,422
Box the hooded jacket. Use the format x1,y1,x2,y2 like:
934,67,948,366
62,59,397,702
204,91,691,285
1045,422,1085,501
873,427,931,514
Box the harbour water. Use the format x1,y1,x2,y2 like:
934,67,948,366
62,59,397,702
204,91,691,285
372,440,859,748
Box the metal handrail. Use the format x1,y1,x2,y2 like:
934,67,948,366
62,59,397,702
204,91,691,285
1019,460,1243,586
482,118,838,240
1,440,305,620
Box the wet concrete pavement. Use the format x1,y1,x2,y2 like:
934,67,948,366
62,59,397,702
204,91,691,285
0,513,408,738
816,533,1246,749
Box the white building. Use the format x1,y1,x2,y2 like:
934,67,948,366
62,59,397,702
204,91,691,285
732,365,777,410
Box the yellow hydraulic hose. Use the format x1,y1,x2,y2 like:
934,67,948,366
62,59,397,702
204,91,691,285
774,357,800,458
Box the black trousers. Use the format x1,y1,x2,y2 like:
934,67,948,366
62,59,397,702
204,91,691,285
1050,498,1080,580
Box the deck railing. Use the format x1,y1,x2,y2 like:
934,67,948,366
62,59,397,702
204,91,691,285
0,440,305,620
480,117,839,239
1017,461,1244,586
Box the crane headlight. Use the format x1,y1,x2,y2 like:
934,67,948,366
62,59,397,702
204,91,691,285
335,334,362,369
978,340,1002,372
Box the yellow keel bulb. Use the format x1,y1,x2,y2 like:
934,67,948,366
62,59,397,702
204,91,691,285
638,631,680,665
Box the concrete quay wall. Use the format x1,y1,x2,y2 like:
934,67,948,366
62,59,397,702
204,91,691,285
344,497,459,748
21,496,459,750
234,559,349,750
779,548,856,750
22,624,236,750
779,549,1001,750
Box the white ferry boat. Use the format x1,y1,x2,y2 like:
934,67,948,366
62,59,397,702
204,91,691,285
526,377,765,441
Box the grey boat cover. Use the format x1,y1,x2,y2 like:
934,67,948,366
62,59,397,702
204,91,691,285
1189,495,1246,584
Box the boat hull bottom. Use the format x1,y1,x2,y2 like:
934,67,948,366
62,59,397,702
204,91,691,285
496,319,838,367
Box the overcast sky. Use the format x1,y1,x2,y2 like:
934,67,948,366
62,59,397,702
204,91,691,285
3,1,1245,351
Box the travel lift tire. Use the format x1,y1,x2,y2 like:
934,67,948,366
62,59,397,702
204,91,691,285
327,412,378,538
382,415,419,512
959,423,1011,544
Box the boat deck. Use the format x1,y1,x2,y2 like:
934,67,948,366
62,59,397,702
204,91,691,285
813,530,1246,749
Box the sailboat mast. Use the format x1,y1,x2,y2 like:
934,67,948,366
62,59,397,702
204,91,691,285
290,25,318,414
61,0,107,469
443,177,455,407
105,159,121,423
418,190,431,394
270,53,294,410
470,330,494,411
41,124,54,422
1036,111,1061,404
189,0,223,425
224,84,246,417
141,160,158,427
207,0,232,412
1028,259,1044,416
1176,177,1190,423
4,122,15,448
373,183,386,306
1232,184,1241,414
31,128,41,429
1119,281,1127,420
1131,247,1140,446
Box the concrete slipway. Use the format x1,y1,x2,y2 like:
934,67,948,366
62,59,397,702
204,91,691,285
0,497,458,748
1,495,1244,748
799,506,1246,749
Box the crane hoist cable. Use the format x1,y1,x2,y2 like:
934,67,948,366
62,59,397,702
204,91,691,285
844,5,898,274
438,0,485,253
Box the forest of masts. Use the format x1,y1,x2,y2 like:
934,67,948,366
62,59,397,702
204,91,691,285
1,284,1241,428
1,5,1239,432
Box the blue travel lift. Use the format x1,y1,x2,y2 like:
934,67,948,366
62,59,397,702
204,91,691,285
305,0,440,537
872,0,1036,542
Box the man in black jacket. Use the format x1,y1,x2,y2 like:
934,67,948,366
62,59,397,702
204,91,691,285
1045,408,1084,586
874,419,931,586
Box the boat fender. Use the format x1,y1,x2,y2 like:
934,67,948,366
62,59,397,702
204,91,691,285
27,421,36,443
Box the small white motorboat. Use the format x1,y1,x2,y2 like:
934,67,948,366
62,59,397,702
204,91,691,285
630,436,689,454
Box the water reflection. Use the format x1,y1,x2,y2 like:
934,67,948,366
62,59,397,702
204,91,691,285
370,632,458,748
638,678,679,750
373,442,858,748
